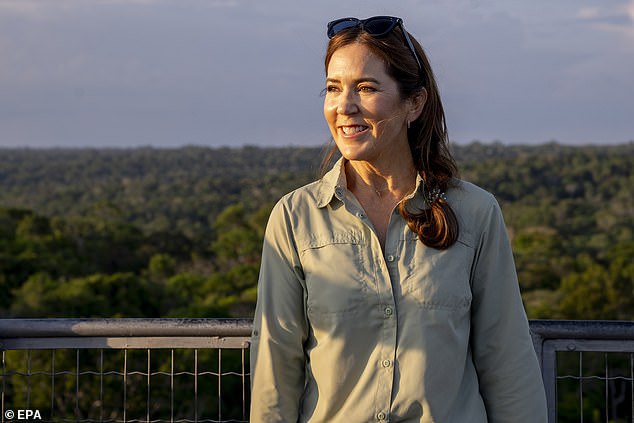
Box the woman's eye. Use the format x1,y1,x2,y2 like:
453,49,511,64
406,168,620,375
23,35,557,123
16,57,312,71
326,85,340,93
358,86,377,93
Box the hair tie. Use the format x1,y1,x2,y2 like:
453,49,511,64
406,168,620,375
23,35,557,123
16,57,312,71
426,187,447,205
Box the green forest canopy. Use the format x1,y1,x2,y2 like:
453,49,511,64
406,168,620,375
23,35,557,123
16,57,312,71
1,142,632,320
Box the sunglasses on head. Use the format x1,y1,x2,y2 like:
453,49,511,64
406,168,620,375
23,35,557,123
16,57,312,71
326,16,423,75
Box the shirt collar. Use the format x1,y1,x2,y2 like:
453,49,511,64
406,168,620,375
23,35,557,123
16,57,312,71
316,157,347,208
316,157,430,211
407,172,430,211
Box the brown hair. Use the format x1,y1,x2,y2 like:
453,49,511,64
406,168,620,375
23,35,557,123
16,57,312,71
322,24,459,249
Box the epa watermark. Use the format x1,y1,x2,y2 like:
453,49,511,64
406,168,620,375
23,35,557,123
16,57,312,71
4,409,42,420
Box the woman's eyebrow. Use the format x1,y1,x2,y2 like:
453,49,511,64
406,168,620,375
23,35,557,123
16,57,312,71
325,77,381,84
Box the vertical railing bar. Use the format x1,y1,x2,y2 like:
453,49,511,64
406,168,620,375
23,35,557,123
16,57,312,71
218,349,222,421
194,349,198,423
124,349,128,423
542,342,557,423
580,351,584,423
170,349,174,423
147,349,151,423
2,350,6,423
76,350,80,420
241,348,246,421
100,350,104,423
630,353,633,423
604,353,608,423
26,349,31,409
51,350,55,421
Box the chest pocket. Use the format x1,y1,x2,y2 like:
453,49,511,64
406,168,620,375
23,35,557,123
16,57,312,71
299,232,372,318
400,235,473,311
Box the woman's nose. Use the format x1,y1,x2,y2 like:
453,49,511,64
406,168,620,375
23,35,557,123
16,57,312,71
336,90,359,115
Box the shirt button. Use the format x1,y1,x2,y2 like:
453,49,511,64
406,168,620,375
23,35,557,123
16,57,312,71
382,359,392,368
377,411,387,421
384,306,393,317
386,255,395,262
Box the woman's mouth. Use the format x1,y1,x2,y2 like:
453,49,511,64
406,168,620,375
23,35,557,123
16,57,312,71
339,125,369,137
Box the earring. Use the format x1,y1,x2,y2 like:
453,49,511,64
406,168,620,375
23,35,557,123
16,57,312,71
407,120,411,129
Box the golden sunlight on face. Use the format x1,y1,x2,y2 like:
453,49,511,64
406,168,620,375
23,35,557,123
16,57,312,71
323,43,411,163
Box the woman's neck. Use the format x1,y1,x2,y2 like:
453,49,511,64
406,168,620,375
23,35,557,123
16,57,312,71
345,155,418,199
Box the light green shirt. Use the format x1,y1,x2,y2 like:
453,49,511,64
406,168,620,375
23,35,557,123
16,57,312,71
250,159,547,423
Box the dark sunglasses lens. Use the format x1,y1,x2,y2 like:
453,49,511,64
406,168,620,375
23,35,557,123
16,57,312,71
363,18,396,36
328,20,359,38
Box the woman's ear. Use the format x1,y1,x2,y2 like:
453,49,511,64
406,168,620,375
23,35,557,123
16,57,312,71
408,88,427,123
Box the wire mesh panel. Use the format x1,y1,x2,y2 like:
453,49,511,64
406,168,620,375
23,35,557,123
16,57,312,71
1,347,250,423
556,351,634,423
0,319,252,423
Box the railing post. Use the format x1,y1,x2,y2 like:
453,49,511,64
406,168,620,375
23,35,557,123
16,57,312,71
530,325,557,423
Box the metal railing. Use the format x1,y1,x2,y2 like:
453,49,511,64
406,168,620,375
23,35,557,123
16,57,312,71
2,319,634,422
531,320,634,423
0,319,252,423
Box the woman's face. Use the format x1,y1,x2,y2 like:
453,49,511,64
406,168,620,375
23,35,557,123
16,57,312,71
324,43,412,164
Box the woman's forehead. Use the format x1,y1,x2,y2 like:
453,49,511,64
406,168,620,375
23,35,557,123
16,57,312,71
326,43,388,78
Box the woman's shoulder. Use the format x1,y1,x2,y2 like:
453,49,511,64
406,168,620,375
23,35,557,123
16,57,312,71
264,177,336,241
269,177,334,223
447,179,497,209
276,178,328,208
447,179,504,241
275,157,343,211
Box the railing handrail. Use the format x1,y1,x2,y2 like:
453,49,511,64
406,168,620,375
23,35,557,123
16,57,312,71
0,318,253,338
3,318,634,339
530,319,634,341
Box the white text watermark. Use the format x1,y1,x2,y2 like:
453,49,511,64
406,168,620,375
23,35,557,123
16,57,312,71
4,410,42,420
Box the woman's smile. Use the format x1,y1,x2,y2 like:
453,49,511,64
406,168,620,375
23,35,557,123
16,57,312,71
339,124,370,137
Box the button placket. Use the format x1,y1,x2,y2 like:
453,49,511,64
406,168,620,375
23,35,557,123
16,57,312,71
376,296,397,421
371,216,397,423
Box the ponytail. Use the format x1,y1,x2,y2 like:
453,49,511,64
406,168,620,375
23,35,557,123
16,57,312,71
398,183,458,249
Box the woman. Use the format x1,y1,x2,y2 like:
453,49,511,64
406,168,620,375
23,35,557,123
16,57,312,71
250,16,547,423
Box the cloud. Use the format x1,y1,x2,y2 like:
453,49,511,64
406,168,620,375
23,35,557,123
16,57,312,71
576,0,634,40
96,0,238,5
577,7,601,19
578,9,633,27
0,0,238,14
0,0,41,15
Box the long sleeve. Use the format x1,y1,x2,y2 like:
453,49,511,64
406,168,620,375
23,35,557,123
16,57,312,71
250,200,308,423
469,197,548,423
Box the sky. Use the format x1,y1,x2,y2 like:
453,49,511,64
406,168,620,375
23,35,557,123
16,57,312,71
0,0,633,148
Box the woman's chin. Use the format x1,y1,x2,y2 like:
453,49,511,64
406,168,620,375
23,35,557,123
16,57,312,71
335,138,376,161
338,147,374,163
